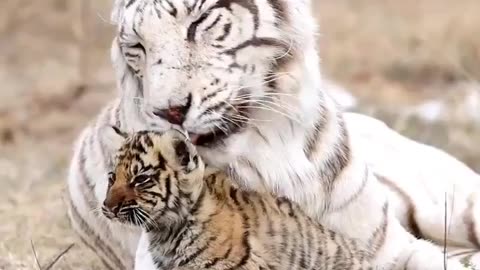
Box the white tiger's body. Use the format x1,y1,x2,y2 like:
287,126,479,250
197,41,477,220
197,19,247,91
67,0,479,269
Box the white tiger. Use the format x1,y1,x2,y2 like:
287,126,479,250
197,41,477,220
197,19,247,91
66,0,480,269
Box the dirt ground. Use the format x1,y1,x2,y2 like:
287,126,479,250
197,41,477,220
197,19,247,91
0,0,479,269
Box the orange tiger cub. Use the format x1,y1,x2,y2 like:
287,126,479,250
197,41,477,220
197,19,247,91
102,128,381,270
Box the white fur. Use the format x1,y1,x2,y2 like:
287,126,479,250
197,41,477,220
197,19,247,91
134,233,156,270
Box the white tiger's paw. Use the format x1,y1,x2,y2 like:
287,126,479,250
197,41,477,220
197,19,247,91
394,240,468,270
134,233,156,270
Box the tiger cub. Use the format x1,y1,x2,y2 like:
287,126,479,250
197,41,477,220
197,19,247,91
102,128,381,270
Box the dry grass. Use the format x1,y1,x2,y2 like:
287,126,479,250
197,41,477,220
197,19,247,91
316,0,480,105
0,0,479,269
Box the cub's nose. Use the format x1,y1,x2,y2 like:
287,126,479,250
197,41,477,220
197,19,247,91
153,95,192,125
103,194,125,215
103,188,129,216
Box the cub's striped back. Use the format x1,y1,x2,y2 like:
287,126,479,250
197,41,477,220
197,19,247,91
102,129,379,270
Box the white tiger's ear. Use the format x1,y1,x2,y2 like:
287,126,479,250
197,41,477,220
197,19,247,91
111,0,125,24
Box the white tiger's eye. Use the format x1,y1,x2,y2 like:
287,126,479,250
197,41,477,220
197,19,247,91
126,43,146,53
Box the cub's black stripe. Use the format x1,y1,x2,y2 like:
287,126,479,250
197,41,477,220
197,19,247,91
229,188,240,206
140,197,157,206
280,221,291,267
227,215,251,269
144,190,164,198
136,181,156,190
178,235,218,266
303,223,314,268
164,174,171,206
157,151,167,171
202,238,233,268
169,226,191,256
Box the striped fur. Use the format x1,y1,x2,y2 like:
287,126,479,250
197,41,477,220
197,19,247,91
104,129,378,270
66,0,478,269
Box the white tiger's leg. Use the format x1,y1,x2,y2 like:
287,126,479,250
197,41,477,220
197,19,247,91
368,201,468,270
345,113,480,264
66,196,124,270
66,106,141,269
379,174,480,267
391,240,466,270
448,247,480,269
320,158,466,270
67,128,133,270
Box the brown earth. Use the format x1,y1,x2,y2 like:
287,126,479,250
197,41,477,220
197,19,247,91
0,0,479,269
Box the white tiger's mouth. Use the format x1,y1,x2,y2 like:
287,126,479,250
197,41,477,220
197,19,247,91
187,129,231,147
188,104,251,147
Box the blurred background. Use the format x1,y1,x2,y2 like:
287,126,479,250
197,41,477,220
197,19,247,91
0,0,479,269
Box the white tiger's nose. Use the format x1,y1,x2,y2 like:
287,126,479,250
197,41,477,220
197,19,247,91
153,94,192,125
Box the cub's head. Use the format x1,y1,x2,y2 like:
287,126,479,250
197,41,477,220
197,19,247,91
102,128,205,228
111,0,317,147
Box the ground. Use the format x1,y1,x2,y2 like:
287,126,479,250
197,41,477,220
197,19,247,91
0,0,479,269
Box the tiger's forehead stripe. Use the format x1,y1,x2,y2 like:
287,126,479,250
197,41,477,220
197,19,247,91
121,0,287,24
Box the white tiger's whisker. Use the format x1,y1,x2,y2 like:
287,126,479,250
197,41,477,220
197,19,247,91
236,105,300,123
232,98,301,119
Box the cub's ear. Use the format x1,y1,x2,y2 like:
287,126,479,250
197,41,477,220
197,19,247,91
173,139,195,168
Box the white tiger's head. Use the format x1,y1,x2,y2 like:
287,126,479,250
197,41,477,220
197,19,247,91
111,0,319,148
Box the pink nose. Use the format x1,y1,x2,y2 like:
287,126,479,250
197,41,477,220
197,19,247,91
153,95,192,125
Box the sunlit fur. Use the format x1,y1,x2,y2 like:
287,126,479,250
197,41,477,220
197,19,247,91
105,129,378,270
66,0,480,269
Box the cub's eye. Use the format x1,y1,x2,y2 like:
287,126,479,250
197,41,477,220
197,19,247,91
132,174,151,187
107,172,116,187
